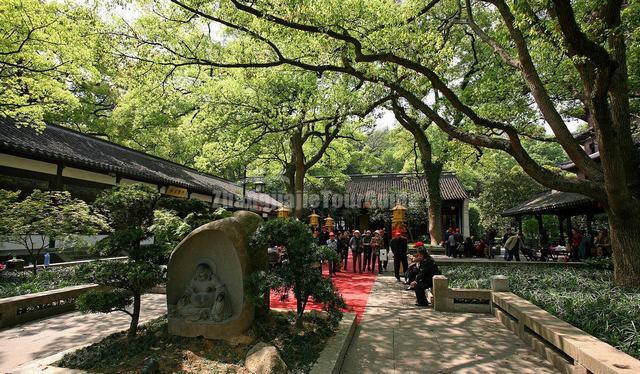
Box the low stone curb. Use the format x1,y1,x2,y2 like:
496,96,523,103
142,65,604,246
10,344,91,373
309,312,357,374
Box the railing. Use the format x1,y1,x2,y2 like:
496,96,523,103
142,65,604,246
23,256,128,270
432,274,640,374
491,288,640,374
0,284,99,328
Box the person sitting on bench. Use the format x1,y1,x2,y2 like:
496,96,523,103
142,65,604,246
411,247,440,307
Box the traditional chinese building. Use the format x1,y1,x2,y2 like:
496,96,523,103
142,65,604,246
0,117,280,213
502,128,608,243
320,172,469,238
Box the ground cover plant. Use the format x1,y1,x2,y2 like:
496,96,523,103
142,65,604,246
56,311,336,373
441,264,640,359
0,266,83,299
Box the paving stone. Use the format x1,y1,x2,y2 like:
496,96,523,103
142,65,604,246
1,293,167,373
340,260,558,374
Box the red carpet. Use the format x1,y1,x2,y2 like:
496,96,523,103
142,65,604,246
269,253,377,323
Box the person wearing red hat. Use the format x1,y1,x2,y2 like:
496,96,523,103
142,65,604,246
411,246,440,307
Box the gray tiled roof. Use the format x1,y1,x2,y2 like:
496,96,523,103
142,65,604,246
0,117,280,209
344,173,468,201
501,190,598,217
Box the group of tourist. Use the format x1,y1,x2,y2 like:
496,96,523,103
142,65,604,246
315,226,439,307
443,227,492,259
315,226,391,276
497,226,612,262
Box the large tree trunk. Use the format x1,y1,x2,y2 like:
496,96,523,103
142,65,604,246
607,208,640,287
31,253,38,275
393,103,445,246
594,24,640,287
425,163,443,245
290,130,306,219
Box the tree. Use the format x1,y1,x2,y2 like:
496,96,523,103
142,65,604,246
0,0,117,128
75,261,163,339
249,219,345,327
76,184,162,339
121,0,640,285
92,184,160,255
0,189,109,274
391,100,446,245
148,209,192,251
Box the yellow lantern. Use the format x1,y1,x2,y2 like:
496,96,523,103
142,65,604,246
391,203,407,229
309,210,320,227
324,215,335,230
276,206,290,219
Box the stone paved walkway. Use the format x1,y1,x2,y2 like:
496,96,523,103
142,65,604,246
0,294,166,373
341,270,558,373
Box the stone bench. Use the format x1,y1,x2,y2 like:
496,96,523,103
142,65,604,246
432,275,492,313
0,284,99,328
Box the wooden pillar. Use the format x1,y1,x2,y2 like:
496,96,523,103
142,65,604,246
558,215,565,244
567,215,573,237
536,215,544,236
586,213,593,234
516,216,523,234
49,163,64,191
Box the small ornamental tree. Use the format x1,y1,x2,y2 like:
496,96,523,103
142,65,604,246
249,219,345,327
0,189,109,274
76,184,163,339
149,207,233,258
91,184,160,255
75,260,163,340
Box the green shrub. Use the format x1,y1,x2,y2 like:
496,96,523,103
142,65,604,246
583,256,614,270
248,219,345,326
79,184,164,339
0,266,83,298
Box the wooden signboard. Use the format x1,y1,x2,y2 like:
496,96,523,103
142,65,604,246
165,185,188,199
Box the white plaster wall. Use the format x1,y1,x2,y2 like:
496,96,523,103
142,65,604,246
62,167,116,185
0,153,57,175
120,178,158,189
190,193,212,203
0,235,152,252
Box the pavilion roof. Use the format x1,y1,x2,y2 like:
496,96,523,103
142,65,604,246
501,190,600,217
0,117,281,209
343,172,468,201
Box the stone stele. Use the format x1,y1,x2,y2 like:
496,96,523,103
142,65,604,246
167,210,263,339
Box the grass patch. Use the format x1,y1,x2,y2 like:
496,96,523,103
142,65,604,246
56,311,336,373
0,266,84,298
441,264,640,359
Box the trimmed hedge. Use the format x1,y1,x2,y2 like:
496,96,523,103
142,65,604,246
442,264,640,359
0,266,83,298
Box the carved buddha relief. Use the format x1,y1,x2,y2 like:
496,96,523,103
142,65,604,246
174,262,233,322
